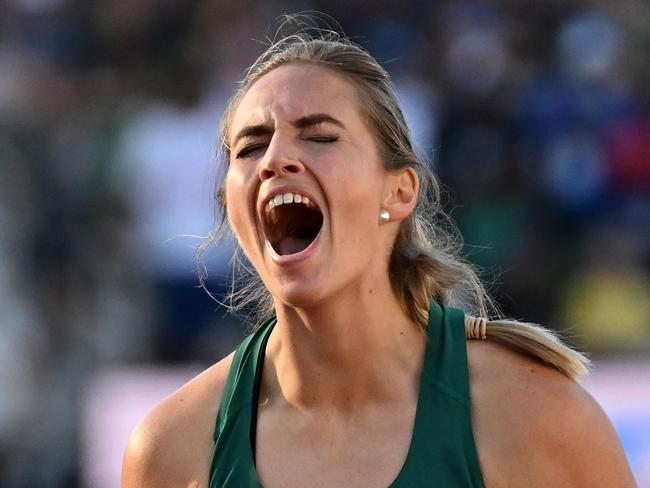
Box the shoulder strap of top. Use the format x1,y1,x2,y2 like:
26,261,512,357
209,320,275,488
395,300,484,487
421,300,472,406
214,318,276,441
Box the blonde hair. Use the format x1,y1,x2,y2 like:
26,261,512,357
199,25,590,381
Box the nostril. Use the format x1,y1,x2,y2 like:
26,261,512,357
260,168,275,180
259,159,304,179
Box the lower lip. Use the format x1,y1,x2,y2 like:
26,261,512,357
266,229,323,265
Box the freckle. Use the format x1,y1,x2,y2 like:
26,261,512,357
529,368,535,373
368,289,373,294
400,331,404,336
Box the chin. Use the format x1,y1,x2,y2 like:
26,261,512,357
270,279,330,311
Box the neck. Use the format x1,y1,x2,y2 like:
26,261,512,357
263,279,427,412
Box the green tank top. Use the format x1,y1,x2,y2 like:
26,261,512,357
209,301,485,487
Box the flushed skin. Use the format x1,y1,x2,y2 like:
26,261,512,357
121,64,637,488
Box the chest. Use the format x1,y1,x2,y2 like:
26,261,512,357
254,404,416,488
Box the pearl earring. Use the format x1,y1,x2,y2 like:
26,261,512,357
379,209,390,222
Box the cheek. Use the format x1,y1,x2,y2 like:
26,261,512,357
224,170,255,249
333,175,383,240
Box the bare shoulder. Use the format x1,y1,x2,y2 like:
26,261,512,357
121,352,235,488
467,339,636,488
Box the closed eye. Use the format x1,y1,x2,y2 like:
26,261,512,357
236,144,267,159
236,135,338,159
306,135,339,143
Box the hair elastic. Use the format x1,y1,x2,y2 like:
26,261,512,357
464,315,487,340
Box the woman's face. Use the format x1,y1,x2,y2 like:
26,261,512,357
225,63,394,308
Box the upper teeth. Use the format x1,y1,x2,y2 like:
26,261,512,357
264,192,314,223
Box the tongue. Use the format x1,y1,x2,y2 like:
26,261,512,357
277,236,311,255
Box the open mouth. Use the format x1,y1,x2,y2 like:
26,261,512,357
262,192,323,256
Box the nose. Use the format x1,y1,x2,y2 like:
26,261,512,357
258,136,305,181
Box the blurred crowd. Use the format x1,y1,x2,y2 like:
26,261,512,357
1,0,649,485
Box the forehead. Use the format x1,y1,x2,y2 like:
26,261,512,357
230,64,362,136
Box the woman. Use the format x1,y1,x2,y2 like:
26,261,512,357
122,30,636,487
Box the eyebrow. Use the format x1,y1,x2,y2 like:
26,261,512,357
232,113,345,147
295,113,345,129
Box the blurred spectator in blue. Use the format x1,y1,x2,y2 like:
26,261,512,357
515,9,642,220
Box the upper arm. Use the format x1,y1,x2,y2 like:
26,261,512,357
544,384,637,487
468,340,636,488
121,410,179,488
121,352,235,488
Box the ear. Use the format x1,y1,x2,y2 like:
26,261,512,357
381,167,419,221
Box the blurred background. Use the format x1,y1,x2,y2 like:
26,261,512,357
1,0,649,486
